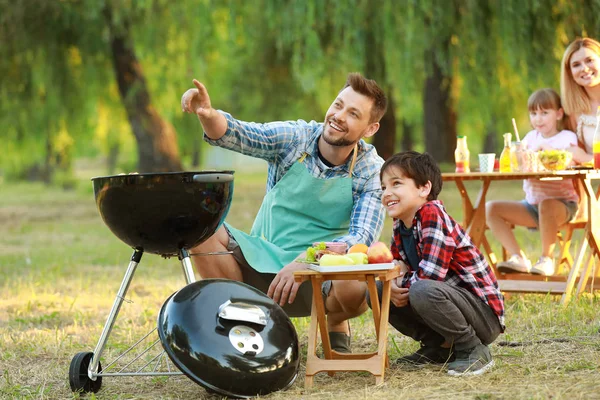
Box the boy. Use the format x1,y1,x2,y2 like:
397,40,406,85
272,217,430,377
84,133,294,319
368,151,504,376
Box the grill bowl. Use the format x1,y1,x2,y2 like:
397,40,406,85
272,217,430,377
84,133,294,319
92,171,234,256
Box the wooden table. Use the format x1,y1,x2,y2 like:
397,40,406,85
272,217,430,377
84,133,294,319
442,169,600,303
293,266,400,387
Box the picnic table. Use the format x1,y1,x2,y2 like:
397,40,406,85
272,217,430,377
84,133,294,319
442,169,600,304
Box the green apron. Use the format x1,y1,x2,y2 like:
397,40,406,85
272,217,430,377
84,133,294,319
226,148,357,273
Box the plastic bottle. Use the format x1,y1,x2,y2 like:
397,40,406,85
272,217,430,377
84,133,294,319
499,133,512,172
455,135,470,173
593,106,600,169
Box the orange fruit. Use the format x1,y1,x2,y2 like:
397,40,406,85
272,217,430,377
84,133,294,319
348,243,369,254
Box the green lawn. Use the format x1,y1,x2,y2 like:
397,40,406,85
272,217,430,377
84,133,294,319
1,168,599,399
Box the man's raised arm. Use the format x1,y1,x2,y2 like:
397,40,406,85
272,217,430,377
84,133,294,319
181,79,228,140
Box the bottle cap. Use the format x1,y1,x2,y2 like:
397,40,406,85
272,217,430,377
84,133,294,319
457,135,465,138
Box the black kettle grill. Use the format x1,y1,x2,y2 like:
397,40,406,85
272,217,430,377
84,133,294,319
158,279,300,398
68,171,283,396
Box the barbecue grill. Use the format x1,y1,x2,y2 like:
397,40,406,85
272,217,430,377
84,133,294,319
67,171,243,395
70,170,300,397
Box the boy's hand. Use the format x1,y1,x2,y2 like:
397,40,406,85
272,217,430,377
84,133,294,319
393,259,410,275
390,274,409,307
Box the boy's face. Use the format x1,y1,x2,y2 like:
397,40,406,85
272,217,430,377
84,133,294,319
381,166,431,226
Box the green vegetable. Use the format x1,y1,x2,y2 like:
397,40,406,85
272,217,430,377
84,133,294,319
304,242,327,262
306,247,317,262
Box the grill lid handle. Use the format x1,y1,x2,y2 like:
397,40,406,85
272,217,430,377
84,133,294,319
193,173,234,183
218,300,267,326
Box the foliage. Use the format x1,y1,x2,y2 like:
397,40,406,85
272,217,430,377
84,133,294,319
1,172,600,398
1,0,600,180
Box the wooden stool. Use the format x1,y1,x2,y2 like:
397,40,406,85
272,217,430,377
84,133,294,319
293,265,400,388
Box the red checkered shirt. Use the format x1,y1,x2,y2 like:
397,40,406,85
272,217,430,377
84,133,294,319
392,200,505,330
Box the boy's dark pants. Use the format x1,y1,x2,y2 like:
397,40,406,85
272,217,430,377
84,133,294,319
368,280,502,351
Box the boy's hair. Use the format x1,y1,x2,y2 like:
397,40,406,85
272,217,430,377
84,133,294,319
560,37,600,116
528,88,564,130
342,72,388,123
380,151,442,201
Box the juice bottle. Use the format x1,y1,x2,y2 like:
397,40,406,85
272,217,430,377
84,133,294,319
455,135,470,173
499,133,512,172
593,106,600,169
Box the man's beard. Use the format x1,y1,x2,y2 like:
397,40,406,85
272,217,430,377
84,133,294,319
323,121,358,147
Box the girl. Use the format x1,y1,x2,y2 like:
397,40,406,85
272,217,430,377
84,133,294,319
561,37,600,162
486,89,578,276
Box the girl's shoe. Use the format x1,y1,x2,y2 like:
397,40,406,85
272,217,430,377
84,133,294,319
496,254,531,273
530,257,555,276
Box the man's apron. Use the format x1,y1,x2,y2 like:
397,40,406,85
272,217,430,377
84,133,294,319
225,147,358,273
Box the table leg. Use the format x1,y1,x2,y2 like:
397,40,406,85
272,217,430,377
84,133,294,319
310,277,332,358
454,180,474,229
576,251,594,295
562,177,600,304
375,279,393,385
561,236,588,305
583,178,600,257
366,276,381,335
304,297,319,388
453,179,491,248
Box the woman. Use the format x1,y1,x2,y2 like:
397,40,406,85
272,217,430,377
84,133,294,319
561,37,600,162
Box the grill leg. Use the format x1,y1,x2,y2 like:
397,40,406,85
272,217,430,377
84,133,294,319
89,249,143,379
179,248,196,284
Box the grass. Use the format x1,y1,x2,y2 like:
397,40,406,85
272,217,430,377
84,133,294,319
1,165,600,399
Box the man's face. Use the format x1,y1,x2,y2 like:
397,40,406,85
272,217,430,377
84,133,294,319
322,87,379,147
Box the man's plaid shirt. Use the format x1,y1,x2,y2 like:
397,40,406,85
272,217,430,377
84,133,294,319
203,111,386,246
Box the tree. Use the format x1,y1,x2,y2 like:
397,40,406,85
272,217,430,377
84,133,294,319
0,0,183,178
104,5,181,172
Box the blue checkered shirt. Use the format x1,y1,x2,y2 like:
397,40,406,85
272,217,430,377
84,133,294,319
203,111,386,246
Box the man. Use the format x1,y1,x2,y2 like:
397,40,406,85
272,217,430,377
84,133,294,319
181,72,387,352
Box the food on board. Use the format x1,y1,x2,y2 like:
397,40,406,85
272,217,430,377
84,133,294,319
538,149,572,171
367,242,394,264
345,252,369,265
319,254,356,266
348,243,369,254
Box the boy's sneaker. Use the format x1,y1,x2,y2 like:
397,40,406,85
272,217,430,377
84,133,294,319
530,256,555,276
396,345,455,366
447,344,494,376
496,254,531,273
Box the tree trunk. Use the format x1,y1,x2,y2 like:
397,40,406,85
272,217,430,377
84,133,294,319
401,119,414,151
371,90,396,161
483,118,498,153
423,48,456,164
364,18,396,161
107,17,182,172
